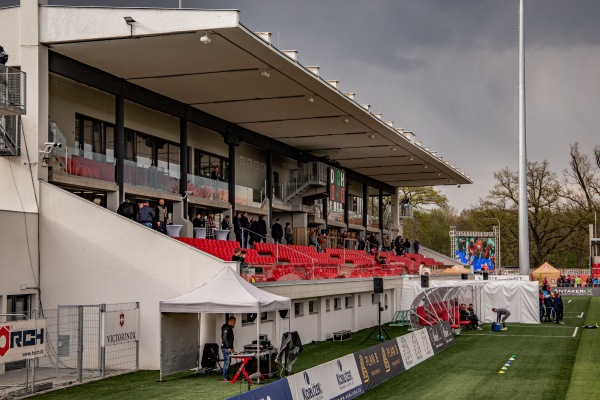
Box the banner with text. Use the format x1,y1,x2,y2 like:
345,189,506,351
287,354,364,400
425,321,455,354
0,319,47,364
397,329,434,370
103,309,139,346
353,339,405,391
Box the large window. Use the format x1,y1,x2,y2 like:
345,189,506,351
193,149,229,181
75,114,115,161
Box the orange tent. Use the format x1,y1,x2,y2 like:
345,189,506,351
531,262,561,286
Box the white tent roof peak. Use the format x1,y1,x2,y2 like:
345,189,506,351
159,266,291,314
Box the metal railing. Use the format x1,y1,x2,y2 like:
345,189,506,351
53,146,116,183
0,64,26,115
284,161,328,203
0,114,20,156
0,303,138,397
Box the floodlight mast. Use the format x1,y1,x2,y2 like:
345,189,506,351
518,0,530,276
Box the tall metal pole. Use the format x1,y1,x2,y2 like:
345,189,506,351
518,0,530,275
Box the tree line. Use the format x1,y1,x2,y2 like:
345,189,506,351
401,143,600,269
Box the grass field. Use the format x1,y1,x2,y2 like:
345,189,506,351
34,297,598,400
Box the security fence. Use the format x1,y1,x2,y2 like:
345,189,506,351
0,302,138,398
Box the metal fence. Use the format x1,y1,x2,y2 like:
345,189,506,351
0,64,26,115
0,302,138,397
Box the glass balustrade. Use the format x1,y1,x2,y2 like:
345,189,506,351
186,174,229,201
123,160,179,193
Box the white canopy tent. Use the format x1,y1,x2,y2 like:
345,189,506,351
400,279,539,325
159,266,291,380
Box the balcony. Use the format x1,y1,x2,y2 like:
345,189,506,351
0,65,26,116
186,174,229,202
124,160,180,194
53,145,116,183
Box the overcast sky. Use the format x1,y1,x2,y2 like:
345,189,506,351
8,0,600,210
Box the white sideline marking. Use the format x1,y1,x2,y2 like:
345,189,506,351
506,325,573,329
573,327,579,337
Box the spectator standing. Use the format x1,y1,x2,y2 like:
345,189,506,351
117,198,135,220
155,198,168,234
256,215,268,242
284,222,294,244
220,316,236,382
543,292,553,322
241,211,250,248
271,218,283,243
205,214,216,239
136,201,155,229
0,45,8,65
403,238,411,254
211,166,221,181
575,276,583,287
414,239,420,255
231,248,242,262
248,218,257,247
554,291,565,325
192,213,205,228
309,229,319,250
233,211,243,246
221,215,232,240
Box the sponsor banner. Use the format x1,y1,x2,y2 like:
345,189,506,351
103,309,138,346
287,354,364,400
556,287,600,296
353,340,404,391
414,327,435,359
0,320,47,364
397,329,434,370
227,377,293,400
425,322,454,354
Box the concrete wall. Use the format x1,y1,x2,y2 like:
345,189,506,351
38,182,227,369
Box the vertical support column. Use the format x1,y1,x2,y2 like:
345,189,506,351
115,94,125,203
362,183,368,230
378,187,384,241
99,304,106,377
228,142,236,216
77,306,84,383
179,114,188,202
344,177,350,227
266,149,273,226
391,189,399,239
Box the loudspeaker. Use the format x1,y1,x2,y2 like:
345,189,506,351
420,275,429,288
373,277,384,293
461,273,468,280
201,343,220,368
483,272,489,280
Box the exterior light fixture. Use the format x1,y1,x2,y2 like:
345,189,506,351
342,116,349,123
306,95,315,103
200,31,212,44
367,132,375,139
391,146,397,151
260,67,271,78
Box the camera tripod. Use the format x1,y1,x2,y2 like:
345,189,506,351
362,301,390,344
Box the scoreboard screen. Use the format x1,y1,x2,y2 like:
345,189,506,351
329,167,345,204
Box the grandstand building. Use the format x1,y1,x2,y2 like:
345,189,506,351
0,3,471,370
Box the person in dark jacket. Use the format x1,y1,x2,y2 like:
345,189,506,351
554,292,565,325
220,316,236,382
492,307,511,329
241,211,250,248
117,198,135,220
256,215,268,243
136,201,155,228
271,218,283,243
155,198,168,234
233,211,243,247
192,213,205,228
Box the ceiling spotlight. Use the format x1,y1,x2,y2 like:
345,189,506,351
368,132,375,139
424,165,428,169
200,31,212,44
306,95,315,103
457,184,462,189
124,16,135,24
342,116,349,123
260,67,271,78
438,172,442,176
409,155,414,161
391,146,397,151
